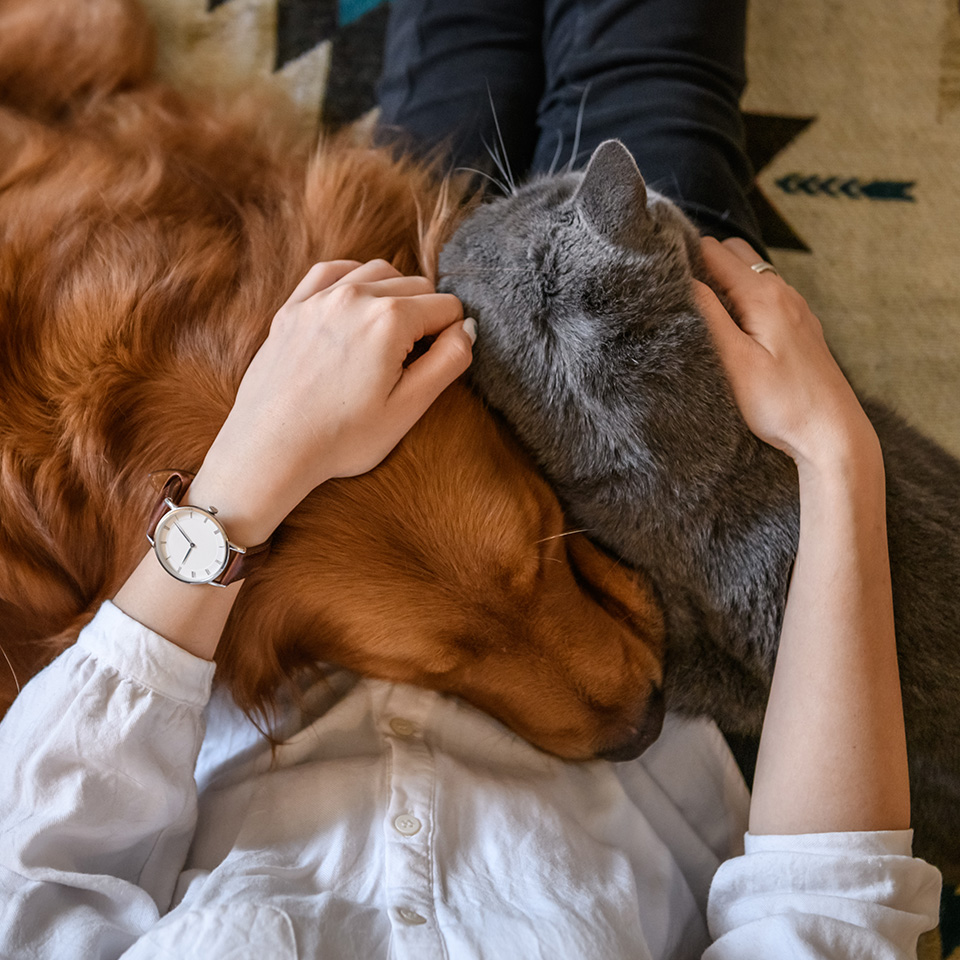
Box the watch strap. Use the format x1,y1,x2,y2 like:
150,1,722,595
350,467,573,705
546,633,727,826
146,470,194,539
218,535,272,586
146,469,272,585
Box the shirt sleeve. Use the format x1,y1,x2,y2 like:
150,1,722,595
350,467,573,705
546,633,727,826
0,601,216,960
704,829,943,959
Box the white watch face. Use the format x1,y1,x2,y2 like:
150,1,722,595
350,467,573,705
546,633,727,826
154,506,229,584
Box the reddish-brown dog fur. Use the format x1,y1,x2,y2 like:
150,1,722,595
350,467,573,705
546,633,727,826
0,0,666,760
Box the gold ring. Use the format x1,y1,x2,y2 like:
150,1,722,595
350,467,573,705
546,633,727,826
750,261,779,276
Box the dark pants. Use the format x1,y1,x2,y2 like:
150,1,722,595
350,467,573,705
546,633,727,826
377,0,764,251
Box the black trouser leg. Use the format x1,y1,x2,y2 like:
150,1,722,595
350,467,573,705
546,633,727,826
376,0,544,180
533,0,764,248
377,0,764,249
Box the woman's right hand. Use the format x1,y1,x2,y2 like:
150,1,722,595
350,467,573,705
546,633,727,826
694,237,877,472
191,258,475,545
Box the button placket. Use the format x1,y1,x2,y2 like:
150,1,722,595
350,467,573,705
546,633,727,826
380,687,443,955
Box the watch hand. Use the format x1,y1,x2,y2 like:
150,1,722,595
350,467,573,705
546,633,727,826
181,543,194,565
173,520,195,548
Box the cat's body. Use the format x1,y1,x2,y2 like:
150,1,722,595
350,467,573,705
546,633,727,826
439,140,960,868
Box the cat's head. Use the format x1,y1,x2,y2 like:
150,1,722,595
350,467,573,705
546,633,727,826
439,140,742,493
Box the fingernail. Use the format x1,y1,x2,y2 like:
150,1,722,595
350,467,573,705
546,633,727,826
462,317,478,344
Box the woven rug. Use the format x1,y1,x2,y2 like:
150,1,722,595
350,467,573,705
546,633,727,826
139,1,959,955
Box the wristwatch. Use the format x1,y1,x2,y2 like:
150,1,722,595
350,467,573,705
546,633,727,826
146,470,272,587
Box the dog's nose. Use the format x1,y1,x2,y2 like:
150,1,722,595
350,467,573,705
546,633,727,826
595,686,666,762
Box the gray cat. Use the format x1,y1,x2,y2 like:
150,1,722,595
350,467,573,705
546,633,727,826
438,139,960,870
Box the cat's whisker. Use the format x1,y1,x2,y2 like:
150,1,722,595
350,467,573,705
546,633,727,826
439,264,529,280
480,138,513,197
485,83,517,194
547,131,565,178
534,528,590,545
0,642,20,695
648,173,686,206
455,166,512,198
566,83,591,174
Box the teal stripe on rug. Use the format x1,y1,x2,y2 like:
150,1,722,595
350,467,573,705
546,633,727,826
339,0,386,27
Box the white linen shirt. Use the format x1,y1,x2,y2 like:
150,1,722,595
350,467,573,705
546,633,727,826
0,602,941,959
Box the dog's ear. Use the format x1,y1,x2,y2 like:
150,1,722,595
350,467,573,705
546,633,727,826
0,0,155,119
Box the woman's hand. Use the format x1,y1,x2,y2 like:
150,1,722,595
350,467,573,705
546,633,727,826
192,258,475,545
695,237,876,471
115,259,473,660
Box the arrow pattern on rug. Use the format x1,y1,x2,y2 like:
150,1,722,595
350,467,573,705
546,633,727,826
776,174,916,201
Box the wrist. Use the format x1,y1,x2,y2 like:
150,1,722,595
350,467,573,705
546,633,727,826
793,431,888,547
793,420,883,491
185,466,291,547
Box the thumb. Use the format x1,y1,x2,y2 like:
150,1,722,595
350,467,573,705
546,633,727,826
390,317,476,421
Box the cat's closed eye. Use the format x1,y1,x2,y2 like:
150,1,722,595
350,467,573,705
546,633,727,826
526,243,562,298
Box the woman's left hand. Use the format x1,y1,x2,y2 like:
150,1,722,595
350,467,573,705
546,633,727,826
194,258,475,545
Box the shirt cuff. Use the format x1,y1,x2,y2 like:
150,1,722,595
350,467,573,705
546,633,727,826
744,829,915,859
76,600,216,707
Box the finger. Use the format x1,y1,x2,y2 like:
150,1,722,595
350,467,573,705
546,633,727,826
694,280,749,362
287,260,362,304
719,237,783,286
330,258,403,287
357,274,436,299
720,237,765,267
389,318,475,422
391,292,465,342
701,237,780,309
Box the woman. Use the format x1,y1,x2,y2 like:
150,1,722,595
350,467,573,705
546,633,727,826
0,0,941,956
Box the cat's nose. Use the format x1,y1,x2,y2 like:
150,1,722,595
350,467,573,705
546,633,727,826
595,686,665,762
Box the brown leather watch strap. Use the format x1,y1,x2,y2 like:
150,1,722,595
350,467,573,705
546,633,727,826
217,536,272,586
145,469,272,584
146,470,195,541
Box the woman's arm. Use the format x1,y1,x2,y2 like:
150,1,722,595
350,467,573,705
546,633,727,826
0,259,473,959
696,236,909,834
696,238,942,957
114,258,474,660
750,437,907,834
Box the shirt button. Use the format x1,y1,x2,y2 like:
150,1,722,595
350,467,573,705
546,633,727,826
393,813,422,836
389,717,416,737
396,907,427,926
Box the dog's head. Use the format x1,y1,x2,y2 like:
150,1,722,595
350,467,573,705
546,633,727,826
219,382,666,762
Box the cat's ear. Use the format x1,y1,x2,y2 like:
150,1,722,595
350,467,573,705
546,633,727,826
572,140,649,244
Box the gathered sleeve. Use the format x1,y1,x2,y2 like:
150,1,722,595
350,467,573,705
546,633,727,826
0,601,215,959
705,829,942,958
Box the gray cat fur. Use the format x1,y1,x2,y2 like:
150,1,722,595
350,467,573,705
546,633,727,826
438,139,960,869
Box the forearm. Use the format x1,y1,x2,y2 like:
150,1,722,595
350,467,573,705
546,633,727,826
749,432,910,835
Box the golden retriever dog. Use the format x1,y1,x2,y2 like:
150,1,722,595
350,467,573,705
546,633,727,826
0,0,666,761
